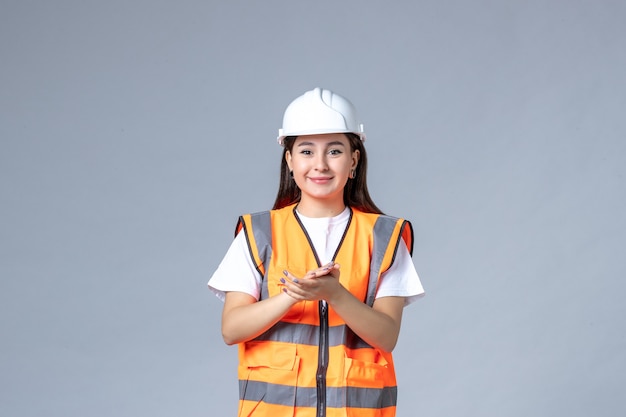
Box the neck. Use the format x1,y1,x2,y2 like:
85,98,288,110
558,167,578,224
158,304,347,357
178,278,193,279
296,198,346,218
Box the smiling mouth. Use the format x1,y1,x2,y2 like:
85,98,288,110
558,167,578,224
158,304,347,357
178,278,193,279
309,177,333,183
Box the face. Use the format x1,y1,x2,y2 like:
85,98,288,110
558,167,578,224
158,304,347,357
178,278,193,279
285,133,360,209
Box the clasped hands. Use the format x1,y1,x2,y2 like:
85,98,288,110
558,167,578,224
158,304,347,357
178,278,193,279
280,261,343,303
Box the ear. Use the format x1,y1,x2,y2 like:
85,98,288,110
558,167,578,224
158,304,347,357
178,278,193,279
285,150,293,171
351,149,360,170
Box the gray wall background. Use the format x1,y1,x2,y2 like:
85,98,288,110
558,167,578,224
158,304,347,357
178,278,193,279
1,1,624,416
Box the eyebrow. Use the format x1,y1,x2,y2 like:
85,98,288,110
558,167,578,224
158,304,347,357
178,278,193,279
297,141,346,147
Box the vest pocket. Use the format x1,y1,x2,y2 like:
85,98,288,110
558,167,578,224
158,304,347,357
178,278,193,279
238,342,300,417
343,357,385,388
342,357,388,417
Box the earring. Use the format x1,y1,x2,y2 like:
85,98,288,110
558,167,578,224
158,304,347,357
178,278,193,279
349,169,356,179
289,170,294,179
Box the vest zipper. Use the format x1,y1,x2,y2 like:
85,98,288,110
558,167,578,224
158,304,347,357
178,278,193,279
316,300,329,417
292,206,352,416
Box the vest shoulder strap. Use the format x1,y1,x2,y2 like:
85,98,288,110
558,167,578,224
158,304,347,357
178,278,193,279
365,215,414,306
236,211,272,294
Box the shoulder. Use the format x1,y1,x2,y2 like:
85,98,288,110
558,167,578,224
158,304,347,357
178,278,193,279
235,210,271,237
350,207,410,225
350,207,414,255
235,204,297,236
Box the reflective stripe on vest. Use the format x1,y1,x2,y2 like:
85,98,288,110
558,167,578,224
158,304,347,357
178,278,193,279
235,204,412,416
239,380,398,408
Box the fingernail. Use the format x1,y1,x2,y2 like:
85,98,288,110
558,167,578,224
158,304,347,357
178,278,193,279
293,278,299,284
280,278,285,284
283,270,288,275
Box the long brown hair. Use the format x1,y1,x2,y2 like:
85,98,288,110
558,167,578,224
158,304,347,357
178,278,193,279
272,133,383,214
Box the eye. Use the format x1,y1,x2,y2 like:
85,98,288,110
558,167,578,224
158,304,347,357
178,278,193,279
328,149,343,156
299,149,313,155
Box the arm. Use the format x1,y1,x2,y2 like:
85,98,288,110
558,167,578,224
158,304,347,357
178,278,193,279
329,288,404,352
282,263,405,352
221,290,298,345
212,231,300,345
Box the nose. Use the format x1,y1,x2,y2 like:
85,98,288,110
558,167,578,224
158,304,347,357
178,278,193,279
314,153,329,171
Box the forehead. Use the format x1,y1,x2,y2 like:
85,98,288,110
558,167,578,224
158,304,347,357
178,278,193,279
294,133,349,147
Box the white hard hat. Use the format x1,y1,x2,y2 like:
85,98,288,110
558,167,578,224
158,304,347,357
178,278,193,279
277,87,365,145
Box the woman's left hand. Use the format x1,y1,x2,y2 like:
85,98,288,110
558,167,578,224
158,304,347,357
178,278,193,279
280,262,344,302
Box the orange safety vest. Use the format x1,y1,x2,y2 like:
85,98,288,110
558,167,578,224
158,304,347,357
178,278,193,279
235,203,413,417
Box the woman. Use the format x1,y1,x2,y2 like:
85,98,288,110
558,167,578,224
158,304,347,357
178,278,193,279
209,87,424,417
